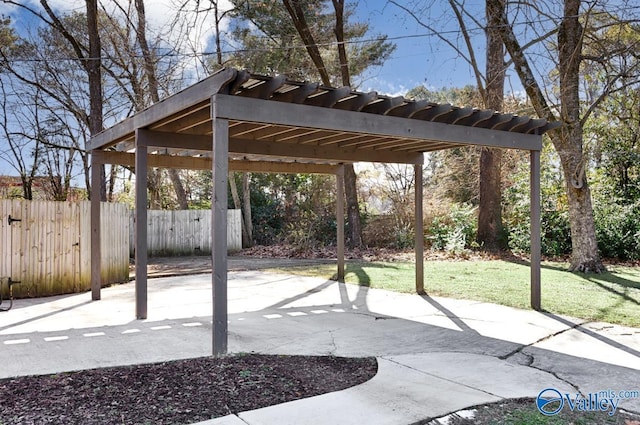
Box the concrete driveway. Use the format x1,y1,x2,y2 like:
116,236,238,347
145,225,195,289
1,268,639,423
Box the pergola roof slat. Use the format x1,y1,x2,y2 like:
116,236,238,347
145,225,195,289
87,68,562,164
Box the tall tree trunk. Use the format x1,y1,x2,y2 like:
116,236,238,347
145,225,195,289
86,0,106,201
332,0,350,87
242,173,253,247
108,165,118,202
134,0,188,209
557,0,603,272
477,0,506,251
496,0,604,272
167,169,188,209
230,172,251,247
344,164,362,248
332,0,363,248
147,169,162,209
282,0,331,85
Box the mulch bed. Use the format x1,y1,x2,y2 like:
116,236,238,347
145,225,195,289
0,354,377,425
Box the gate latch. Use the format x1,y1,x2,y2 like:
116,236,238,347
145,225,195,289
7,215,22,225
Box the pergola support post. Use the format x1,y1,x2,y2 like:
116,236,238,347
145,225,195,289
336,165,345,282
415,164,425,294
135,129,148,320
530,150,542,310
90,150,102,301
212,101,229,356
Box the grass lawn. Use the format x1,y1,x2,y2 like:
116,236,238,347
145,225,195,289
433,397,640,424
265,259,640,328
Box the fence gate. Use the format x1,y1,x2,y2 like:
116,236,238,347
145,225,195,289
0,200,129,299
1,200,82,298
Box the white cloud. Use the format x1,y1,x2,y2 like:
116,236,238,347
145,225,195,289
358,76,416,98
4,0,232,78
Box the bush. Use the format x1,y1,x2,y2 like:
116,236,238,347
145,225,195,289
505,207,572,257
426,203,477,253
594,199,640,260
284,211,337,249
250,189,285,246
503,152,572,257
362,215,396,247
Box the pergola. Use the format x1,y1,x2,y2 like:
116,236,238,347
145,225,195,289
88,68,558,356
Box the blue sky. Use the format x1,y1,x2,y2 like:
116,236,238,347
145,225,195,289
1,0,485,95
353,0,484,95
0,0,487,176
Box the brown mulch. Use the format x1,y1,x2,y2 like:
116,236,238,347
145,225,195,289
0,354,377,425
239,244,525,262
240,245,640,267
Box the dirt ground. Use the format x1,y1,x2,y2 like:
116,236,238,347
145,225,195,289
137,255,335,279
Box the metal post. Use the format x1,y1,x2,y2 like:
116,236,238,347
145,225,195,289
135,130,148,320
212,99,229,356
415,164,425,295
336,165,345,282
90,150,102,301
530,150,542,310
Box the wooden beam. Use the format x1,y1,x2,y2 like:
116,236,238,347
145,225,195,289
415,164,425,295
88,68,237,150
336,166,345,282
229,137,424,164
136,129,212,151
305,86,351,107
100,150,211,169
229,160,340,174
530,150,541,311
99,150,341,174
212,106,229,357
149,104,211,133
90,150,102,301
213,95,542,151
135,130,149,320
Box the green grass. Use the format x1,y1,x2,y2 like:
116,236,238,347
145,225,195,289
453,398,630,425
265,260,640,327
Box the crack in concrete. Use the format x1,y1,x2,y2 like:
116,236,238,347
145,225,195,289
523,350,584,396
235,414,252,425
498,319,592,361
497,320,591,396
381,356,503,400
327,329,338,355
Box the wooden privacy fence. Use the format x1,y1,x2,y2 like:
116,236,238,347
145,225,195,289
0,201,241,298
130,209,242,257
0,200,129,298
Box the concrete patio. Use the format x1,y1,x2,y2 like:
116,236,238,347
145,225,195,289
1,269,639,423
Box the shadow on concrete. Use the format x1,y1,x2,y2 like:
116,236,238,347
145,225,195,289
0,299,93,333
543,312,640,359
419,295,480,335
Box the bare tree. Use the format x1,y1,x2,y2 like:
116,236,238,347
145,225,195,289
495,1,640,271
0,0,106,199
282,0,331,85
132,0,189,209
329,0,363,248
476,0,507,251
0,77,41,199
392,0,508,251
